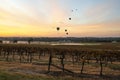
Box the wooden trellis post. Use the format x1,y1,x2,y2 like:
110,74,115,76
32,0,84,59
48,52,52,72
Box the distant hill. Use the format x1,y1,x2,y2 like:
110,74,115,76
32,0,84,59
0,37,120,43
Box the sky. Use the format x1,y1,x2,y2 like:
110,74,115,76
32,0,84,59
0,0,120,37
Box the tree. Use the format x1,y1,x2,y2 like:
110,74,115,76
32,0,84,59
28,38,33,44
0,40,3,44
13,40,18,44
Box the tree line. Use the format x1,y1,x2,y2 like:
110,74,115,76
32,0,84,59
0,37,120,43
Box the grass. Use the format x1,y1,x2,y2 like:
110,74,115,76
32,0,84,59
108,64,120,70
0,61,120,80
0,43,120,80
0,71,80,80
0,71,57,80
90,63,108,68
0,71,31,80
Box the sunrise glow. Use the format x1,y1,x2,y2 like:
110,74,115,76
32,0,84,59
0,0,120,37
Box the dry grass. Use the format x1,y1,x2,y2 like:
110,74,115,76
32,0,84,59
0,60,120,80
0,43,120,80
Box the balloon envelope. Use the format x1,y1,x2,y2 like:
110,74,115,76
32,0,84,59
69,18,71,20
56,27,60,31
65,29,67,32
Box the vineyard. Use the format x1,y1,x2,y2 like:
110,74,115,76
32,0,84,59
0,43,120,80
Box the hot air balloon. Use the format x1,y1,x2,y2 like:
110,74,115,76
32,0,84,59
66,32,68,35
65,29,67,32
69,18,71,20
56,27,60,31
69,9,78,21
71,10,74,12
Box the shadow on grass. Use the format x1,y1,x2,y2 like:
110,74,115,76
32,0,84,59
46,71,120,80
7,62,120,80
